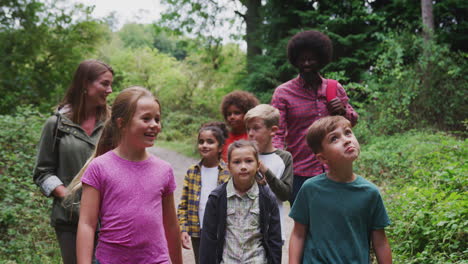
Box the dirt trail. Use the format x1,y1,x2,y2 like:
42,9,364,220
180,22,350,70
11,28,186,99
148,146,292,264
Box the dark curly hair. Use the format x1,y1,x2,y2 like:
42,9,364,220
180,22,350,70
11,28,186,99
220,90,260,120
287,30,333,70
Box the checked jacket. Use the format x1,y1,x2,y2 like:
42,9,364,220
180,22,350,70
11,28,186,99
177,160,230,237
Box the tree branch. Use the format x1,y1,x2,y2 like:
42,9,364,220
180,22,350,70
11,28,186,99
234,10,245,20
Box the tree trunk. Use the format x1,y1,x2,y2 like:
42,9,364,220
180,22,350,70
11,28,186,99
421,0,434,42
420,0,434,116
243,0,262,73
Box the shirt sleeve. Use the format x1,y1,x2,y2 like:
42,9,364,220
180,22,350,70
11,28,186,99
371,191,391,230
264,150,293,201
81,161,102,192
163,166,177,196
336,82,358,126
271,88,287,149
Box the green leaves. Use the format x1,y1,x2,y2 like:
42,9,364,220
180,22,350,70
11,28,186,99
0,0,108,114
356,131,467,263
0,106,61,263
361,31,468,133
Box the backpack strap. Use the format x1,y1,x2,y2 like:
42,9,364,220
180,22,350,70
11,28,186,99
326,79,338,102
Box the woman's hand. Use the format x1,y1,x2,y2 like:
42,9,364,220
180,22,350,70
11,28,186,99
52,185,68,199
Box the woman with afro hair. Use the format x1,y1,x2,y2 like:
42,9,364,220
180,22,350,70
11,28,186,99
271,30,358,206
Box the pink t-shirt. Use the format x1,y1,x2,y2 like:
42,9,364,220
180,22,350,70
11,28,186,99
82,150,176,264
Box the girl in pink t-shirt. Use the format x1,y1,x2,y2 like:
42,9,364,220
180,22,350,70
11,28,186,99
69,87,182,264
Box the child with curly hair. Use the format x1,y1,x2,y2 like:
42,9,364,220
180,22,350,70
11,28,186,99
220,90,259,161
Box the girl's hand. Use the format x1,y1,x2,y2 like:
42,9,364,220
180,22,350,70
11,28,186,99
327,98,346,116
181,231,191,249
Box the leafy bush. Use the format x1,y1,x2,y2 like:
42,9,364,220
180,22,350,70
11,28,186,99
387,187,467,263
356,130,467,188
356,130,467,263
0,106,61,263
159,110,215,142
363,32,468,133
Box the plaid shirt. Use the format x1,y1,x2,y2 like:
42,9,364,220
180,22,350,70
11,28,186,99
271,75,358,177
177,160,230,237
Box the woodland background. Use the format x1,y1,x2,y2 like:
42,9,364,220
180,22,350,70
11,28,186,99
0,0,466,263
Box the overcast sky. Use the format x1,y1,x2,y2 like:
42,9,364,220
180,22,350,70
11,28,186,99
72,0,165,29
69,0,244,48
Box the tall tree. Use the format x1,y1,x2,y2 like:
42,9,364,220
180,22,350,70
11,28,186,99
370,0,467,52
0,0,107,113
421,0,434,42
160,0,262,72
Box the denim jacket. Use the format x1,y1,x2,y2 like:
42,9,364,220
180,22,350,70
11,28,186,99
33,112,103,229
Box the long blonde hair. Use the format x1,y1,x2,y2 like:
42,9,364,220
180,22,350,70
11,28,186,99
64,86,160,205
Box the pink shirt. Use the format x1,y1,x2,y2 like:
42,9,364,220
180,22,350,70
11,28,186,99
82,151,176,264
271,76,358,177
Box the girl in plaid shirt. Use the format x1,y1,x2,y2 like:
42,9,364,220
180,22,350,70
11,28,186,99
177,122,231,263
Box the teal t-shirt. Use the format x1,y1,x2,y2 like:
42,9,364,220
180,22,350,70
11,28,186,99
289,173,390,263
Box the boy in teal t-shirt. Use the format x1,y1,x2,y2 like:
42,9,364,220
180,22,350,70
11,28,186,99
289,116,392,263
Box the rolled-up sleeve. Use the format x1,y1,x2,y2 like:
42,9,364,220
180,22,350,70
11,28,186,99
33,116,63,197
337,83,358,126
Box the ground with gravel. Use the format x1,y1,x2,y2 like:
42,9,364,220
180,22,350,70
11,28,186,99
148,145,293,264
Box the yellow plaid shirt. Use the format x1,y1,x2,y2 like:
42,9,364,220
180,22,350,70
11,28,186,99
177,160,230,237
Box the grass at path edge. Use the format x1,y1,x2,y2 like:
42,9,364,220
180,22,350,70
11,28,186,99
157,139,199,159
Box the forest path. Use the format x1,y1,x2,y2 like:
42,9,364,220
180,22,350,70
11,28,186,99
148,146,292,264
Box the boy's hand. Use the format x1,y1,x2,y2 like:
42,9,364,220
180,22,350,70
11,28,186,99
256,162,267,185
180,231,191,249
256,174,267,185
327,98,346,116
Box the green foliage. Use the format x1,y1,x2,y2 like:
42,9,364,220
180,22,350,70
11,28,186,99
97,28,245,122
0,106,61,263
387,187,467,263
158,111,211,143
356,131,467,263
118,23,154,49
370,0,468,52
363,32,468,133
357,130,467,188
0,0,109,114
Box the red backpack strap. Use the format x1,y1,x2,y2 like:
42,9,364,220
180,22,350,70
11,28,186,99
326,79,338,102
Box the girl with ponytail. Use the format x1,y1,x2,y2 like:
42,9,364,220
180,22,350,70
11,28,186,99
71,87,182,264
